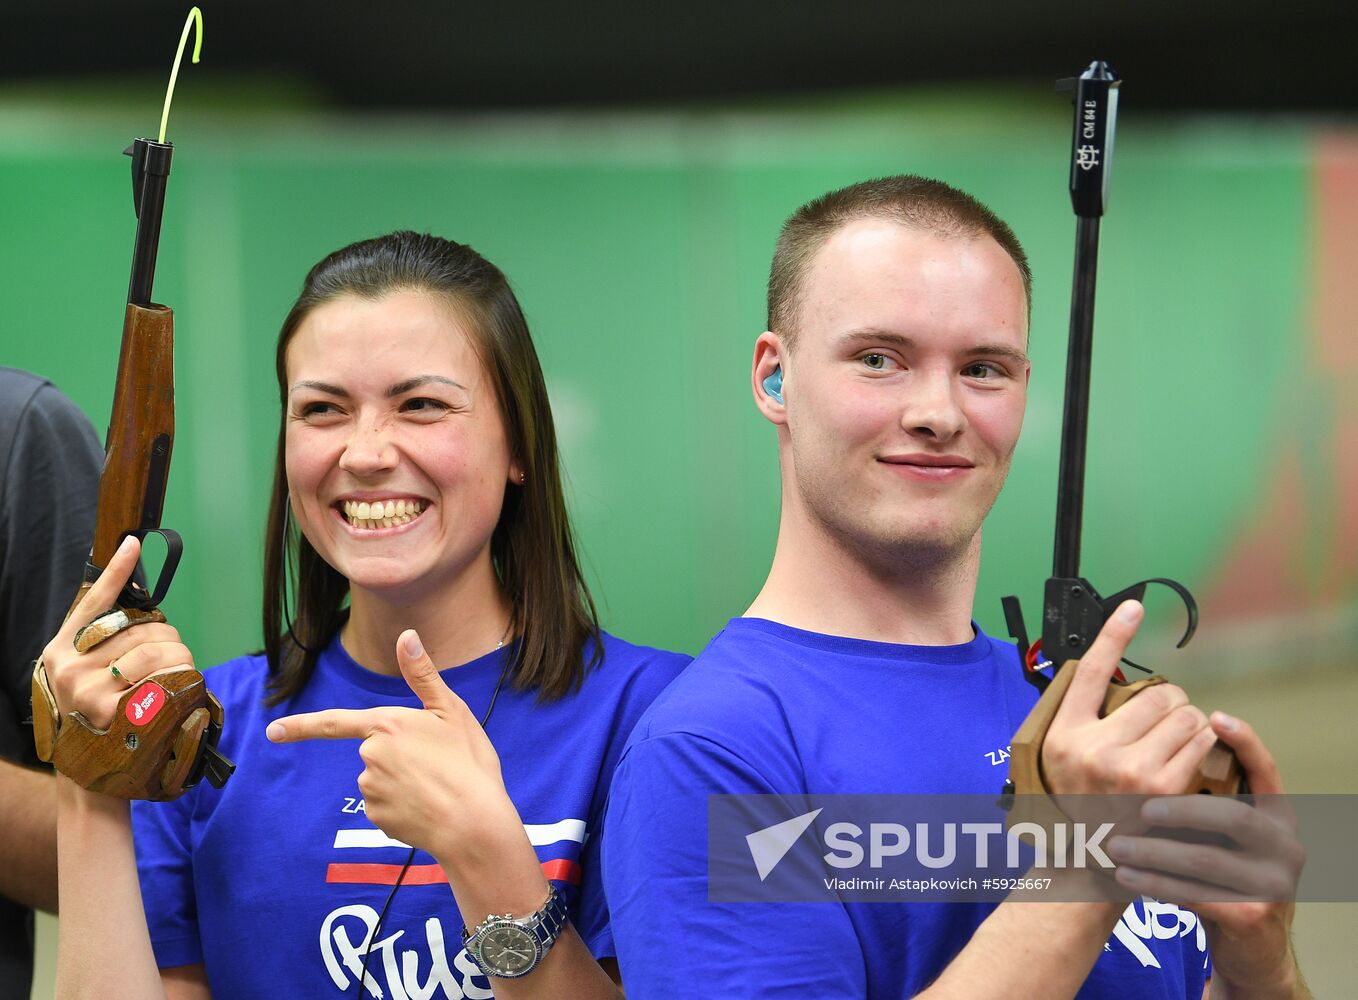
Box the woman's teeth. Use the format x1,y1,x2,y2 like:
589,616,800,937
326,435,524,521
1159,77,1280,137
341,499,425,530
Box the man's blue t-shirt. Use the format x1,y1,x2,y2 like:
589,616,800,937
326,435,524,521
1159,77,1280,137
133,632,687,999
603,618,1210,998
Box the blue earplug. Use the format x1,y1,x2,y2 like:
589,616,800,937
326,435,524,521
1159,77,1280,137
763,366,784,404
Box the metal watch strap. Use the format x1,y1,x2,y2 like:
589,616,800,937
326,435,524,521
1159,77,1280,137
462,884,570,979
529,884,569,952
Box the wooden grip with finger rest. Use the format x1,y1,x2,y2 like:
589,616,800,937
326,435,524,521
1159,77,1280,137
32,579,234,800
33,657,228,800
1006,660,1245,804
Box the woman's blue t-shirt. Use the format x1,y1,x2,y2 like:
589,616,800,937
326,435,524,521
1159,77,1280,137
133,632,687,999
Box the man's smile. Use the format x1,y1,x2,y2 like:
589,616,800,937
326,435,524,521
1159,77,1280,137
878,453,975,482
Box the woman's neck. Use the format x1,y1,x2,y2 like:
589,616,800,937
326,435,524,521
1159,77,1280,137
339,556,513,676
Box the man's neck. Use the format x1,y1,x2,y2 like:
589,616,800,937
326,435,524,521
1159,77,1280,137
745,511,980,647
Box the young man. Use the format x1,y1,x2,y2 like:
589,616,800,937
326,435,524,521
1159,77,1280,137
603,177,1305,998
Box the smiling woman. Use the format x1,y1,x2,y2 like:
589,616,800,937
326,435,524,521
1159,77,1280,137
262,236,605,706
272,285,527,694
41,232,689,1000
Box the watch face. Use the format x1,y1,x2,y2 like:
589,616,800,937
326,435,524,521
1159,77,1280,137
478,923,540,976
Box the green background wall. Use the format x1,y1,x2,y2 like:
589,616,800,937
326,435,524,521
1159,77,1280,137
1,97,1334,671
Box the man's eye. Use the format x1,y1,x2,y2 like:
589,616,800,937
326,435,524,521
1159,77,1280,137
863,354,889,370
963,363,1000,379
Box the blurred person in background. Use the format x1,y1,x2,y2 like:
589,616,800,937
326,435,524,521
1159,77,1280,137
0,367,103,999
604,176,1307,999
39,232,687,999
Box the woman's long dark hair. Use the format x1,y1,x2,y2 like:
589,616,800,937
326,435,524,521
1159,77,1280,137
262,231,601,705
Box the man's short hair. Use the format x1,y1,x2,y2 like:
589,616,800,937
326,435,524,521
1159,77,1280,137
766,175,1032,346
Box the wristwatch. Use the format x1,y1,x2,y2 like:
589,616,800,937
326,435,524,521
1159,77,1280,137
461,885,569,979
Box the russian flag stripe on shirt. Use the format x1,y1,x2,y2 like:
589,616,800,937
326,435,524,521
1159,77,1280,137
326,864,449,886
327,820,587,887
332,819,587,850
524,819,588,846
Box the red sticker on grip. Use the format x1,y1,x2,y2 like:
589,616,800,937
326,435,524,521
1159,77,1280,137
125,682,166,727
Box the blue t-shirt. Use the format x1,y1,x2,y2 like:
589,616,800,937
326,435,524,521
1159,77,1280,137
603,618,1210,998
133,631,687,999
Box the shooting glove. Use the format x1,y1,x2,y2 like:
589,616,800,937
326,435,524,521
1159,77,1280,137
31,603,234,800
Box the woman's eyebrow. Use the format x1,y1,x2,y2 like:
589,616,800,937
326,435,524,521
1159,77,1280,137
289,375,468,398
386,374,467,397
290,380,347,397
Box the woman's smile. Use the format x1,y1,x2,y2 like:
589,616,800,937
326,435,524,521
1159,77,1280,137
335,497,429,532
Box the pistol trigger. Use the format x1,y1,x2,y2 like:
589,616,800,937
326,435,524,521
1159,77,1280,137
1119,655,1153,675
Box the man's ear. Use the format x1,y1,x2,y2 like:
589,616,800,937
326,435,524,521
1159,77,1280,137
752,332,788,425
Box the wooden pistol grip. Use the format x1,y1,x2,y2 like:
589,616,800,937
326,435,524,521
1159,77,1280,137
1101,677,1164,714
40,666,220,800
1008,659,1245,806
